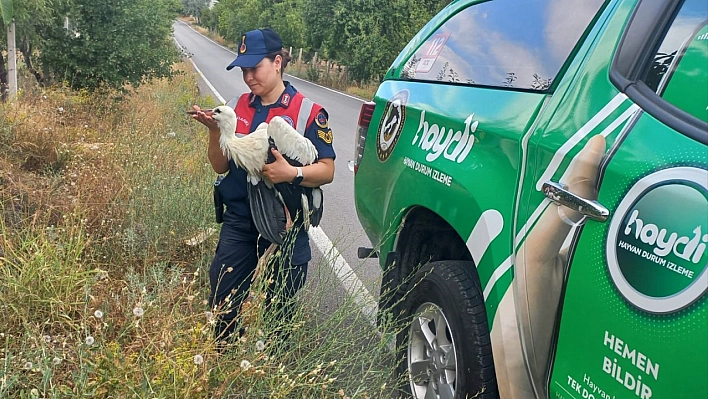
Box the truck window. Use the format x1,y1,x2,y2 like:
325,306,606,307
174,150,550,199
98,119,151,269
642,0,707,123
401,0,605,91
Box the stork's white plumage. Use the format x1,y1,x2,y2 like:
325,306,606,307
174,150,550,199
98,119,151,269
209,104,323,244
210,105,269,184
211,105,318,184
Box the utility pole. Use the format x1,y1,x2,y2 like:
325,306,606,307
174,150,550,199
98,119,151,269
7,20,17,99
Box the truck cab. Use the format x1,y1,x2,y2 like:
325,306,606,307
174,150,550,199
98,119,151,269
353,0,708,398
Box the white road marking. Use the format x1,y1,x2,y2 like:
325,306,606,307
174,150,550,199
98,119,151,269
174,31,377,324
309,226,378,325
173,36,225,104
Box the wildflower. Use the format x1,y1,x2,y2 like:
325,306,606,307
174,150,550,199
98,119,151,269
52,357,62,365
240,359,252,371
193,354,204,365
205,311,214,322
133,306,144,318
226,267,233,273
23,361,33,370
94,310,104,319
57,107,64,113
85,336,95,346
43,335,52,343
255,340,265,351
167,131,176,137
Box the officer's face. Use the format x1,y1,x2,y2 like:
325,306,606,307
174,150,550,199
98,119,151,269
241,56,282,97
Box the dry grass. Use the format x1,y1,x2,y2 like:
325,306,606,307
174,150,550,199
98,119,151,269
0,63,399,398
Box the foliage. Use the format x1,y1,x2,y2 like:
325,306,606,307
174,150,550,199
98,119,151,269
181,0,210,23
0,63,401,398
206,0,451,82
0,0,12,26
0,0,181,93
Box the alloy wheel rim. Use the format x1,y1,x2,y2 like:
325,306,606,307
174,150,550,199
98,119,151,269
407,302,457,399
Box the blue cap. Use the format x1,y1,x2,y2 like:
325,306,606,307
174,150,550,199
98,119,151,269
226,28,283,70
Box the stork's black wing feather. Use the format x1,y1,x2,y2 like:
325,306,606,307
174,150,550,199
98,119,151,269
249,138,324,243
248,180,287,245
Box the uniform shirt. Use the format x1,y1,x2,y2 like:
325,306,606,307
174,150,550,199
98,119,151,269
217,82,336,264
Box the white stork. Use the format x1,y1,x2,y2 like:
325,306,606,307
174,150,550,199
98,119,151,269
207,105,323,244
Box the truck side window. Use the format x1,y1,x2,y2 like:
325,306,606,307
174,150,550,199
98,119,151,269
641,0,707,123
401,0,605,91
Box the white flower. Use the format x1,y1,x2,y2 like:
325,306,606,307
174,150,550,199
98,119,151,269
94,310,104,319
255,340,265,351
167,131,176,137
193,354,204,365
57,107,64,113
205,311,214,322
52,357,62,365
23,361,33,370
133,306,144,317
240,359,252,370
85,336,95,346
43,335,52,343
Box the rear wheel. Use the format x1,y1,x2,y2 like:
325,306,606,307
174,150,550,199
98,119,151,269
397,260,498,399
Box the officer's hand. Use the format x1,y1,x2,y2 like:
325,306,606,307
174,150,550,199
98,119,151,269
262,148,297,184
190,105,219,132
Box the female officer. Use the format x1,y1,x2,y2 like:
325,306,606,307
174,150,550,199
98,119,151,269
191,28,336,341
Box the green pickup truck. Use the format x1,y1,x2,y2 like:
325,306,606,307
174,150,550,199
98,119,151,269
352,0,708,398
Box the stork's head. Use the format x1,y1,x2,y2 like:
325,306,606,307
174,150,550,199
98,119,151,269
210,105,237,137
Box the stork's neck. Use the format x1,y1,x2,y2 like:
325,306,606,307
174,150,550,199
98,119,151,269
219,120,237,144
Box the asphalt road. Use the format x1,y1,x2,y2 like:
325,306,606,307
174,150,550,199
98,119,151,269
172,21,382,307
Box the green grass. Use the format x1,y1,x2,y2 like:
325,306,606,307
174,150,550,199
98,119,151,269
0,64,401,398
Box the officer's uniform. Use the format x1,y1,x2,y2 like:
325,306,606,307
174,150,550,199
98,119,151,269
209,81,336,339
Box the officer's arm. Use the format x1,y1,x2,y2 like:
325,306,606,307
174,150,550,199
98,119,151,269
208,129,229,174
299,158,334,187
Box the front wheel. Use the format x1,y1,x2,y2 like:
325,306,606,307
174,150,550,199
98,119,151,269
397,260,498,399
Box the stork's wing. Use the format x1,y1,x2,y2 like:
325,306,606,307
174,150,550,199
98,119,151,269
268,116,318,165
248,180,286,245
308,187,323,227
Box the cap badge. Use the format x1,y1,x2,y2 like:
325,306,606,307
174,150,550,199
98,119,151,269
239,35,247,54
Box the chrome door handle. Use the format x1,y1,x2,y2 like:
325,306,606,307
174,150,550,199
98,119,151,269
542,181,610,222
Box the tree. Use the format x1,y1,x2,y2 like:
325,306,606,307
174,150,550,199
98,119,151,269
37,0,180,91
0,0,15,99
181,0,209,24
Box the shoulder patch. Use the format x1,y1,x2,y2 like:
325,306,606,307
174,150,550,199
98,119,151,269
315,111,328,129
280,115,295,127
317,129,333,144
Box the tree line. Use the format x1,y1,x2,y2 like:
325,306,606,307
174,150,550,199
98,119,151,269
0,0,450,97
194,0,451,83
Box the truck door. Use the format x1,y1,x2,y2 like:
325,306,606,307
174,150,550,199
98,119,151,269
515,1,708,398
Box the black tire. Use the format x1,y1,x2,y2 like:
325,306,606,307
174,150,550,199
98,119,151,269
396,260,498,399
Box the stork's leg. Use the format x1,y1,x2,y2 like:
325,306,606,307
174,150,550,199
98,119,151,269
252,242,279,282
275,191,293,229
301,193,310,228
283,203,293,229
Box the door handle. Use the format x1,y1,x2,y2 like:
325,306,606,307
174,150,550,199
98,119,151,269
542,181,610,222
